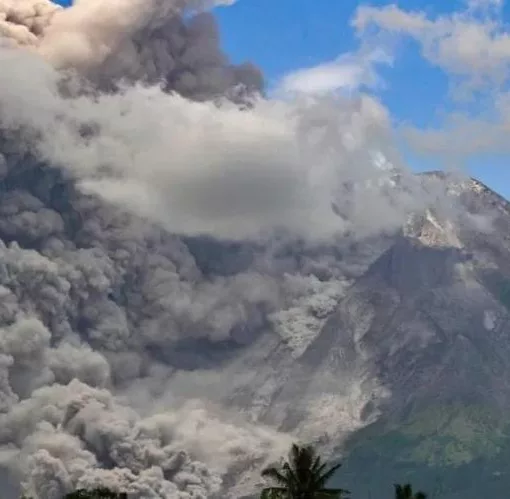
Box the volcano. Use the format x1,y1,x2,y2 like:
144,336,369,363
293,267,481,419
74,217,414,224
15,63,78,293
0,135,509,499
327,173,510,499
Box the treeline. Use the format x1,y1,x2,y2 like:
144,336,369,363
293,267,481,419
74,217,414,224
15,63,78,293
259,443,427,499
22,443,428,499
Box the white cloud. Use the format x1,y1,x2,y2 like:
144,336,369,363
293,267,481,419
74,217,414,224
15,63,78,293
0,46,430,242
465,0,502,12
353,1,510,88
352,0,510,163
276,50,392,96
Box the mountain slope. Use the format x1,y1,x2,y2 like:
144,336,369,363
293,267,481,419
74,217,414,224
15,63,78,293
197,172,510,499
212,171,510,498
323,174,510,498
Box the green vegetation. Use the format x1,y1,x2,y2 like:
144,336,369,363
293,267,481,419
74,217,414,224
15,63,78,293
481,272,510,310
260,443,349,499
373,404,506,466
394,484,427,499
27,425,510,499
21,443,431,499
335,404,510,499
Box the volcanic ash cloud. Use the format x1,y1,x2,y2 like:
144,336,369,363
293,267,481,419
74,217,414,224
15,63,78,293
0,1,472,498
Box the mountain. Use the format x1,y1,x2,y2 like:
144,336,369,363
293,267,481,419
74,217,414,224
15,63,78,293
3,0,510,496
217,171,510,499
0,124,509,499
329,173,510,499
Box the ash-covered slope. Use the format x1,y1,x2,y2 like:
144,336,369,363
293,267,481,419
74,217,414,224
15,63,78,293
205,172,510,466
324,173,510,499
336,172,510,413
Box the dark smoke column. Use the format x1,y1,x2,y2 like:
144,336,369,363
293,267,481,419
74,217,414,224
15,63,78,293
89,11,264,101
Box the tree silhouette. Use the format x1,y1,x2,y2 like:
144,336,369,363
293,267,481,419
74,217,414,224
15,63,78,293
64,488,127,499
261,443,349,499
20,487,127,499
394,483,427,499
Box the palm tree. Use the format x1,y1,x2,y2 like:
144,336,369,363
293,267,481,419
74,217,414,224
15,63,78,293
394,483,427,499
260,443,349,499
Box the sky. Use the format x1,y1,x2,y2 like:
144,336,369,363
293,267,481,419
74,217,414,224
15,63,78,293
215,0,450,126
213,0,510,198
51,0,510,198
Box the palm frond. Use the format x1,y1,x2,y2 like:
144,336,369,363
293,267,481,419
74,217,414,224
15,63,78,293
262,443,348,499
394,483,426,499
282,462,299,492
260,486,287,499
315,488,350,499
261,467,290,486
311,455,324,473
315,462,343,488
290,443,301,466
290,443,315,469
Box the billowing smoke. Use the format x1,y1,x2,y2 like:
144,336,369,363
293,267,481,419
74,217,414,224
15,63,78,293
1,378,292,499
0,148,303,498
0,0,263,99
0,0,60,46
0,0,479,498
0,47,442,241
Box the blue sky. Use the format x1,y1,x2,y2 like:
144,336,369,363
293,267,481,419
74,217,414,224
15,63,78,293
53,0,510,197
215,0,447,125
214,0,510,197
215,0,472,127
